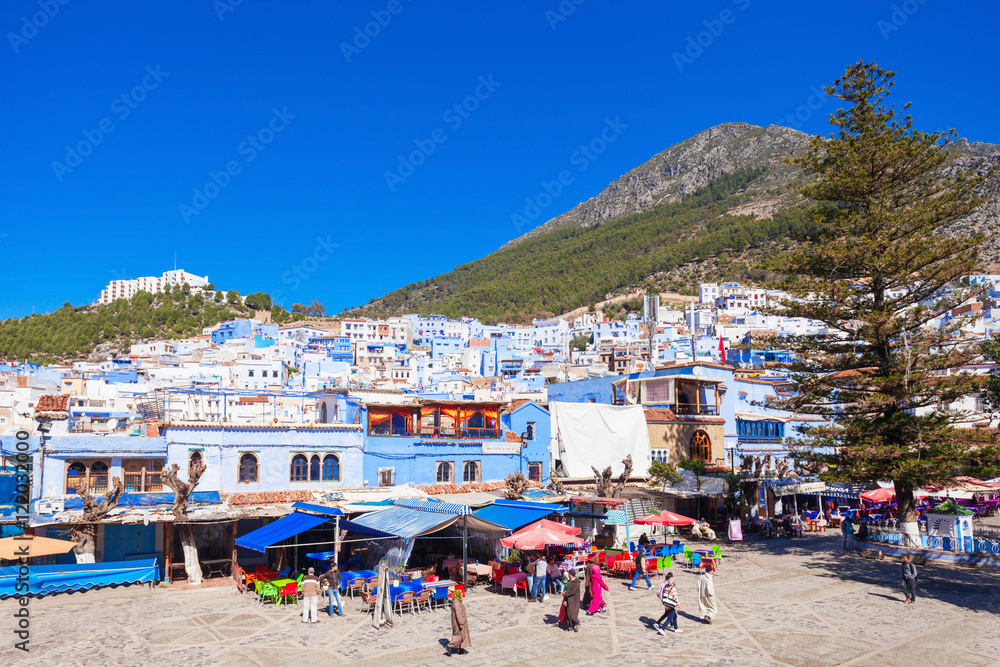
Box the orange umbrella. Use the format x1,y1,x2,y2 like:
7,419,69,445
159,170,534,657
0,535,78,560
634,511,697,526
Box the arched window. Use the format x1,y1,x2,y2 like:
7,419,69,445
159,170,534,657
290,454,309,482
463,461,480,483
189,450,203,474
89,461,109,493
322,454,340,481
309,455,321,482
690,431,712,462
239,453,259,483
436,461,453,483
248,370,254,377
66,462,87,494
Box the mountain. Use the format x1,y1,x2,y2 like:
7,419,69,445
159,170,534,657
354,122,1000,323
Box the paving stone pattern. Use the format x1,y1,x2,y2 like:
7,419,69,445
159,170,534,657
3,533,999,666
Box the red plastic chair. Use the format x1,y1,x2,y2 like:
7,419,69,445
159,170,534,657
278,582,298,605
513,579,529,598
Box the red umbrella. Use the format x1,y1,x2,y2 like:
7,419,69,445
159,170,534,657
500,520,585,550
860,487,896,503
861,487,930,503
534,519,581,536
634,511,697,526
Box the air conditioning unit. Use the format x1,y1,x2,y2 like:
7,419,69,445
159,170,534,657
36,499,65,515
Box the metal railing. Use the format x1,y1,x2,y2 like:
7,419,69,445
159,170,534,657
863,526,1000,556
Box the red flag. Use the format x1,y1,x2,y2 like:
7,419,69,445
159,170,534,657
719,336,726,364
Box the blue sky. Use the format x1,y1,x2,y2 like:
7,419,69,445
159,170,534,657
2,0,998,319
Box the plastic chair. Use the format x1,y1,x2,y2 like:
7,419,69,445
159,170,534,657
514,578,530,598
663,555,673,568
278,582,298,605
691,553,701,570
279,567,290,578
295,573,305,583
259,583,279,606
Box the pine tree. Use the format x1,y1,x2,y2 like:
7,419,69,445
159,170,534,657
772,61,1000,546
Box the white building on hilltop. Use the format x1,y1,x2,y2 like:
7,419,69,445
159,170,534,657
97,269,210,305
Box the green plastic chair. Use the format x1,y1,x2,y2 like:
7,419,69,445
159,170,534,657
259,583,279,606
296,573,305,583
712,545,722,558
663,555,673,568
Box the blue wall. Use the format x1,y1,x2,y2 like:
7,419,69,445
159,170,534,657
361,403,550,486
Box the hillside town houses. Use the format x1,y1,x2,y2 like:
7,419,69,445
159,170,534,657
3,274,999,577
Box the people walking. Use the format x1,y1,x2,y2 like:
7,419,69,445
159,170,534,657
901,554,918,604
698,564,718,624
300,567,321,624
654,572,681,635
843,518,855,551
445,588,471,656
630,546,653,591
559,569,581,632
534,554,549,602
319,563,342,616
586,556,609,614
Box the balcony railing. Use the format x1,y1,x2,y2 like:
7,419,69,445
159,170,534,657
674,404,719,416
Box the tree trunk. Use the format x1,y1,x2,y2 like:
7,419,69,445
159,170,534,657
177,523,202,585
72,525,97,564
894,481,920,547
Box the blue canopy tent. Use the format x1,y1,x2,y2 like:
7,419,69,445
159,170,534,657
349,499,506,577
471,499,567,531
0,559,159,599
235,503,392,569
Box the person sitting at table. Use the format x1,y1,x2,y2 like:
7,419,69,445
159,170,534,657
696,520,716,541
638,532,650,547
547,558,564,594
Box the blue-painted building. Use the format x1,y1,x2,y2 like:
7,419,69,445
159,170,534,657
360,399,550,487
307,336,353,364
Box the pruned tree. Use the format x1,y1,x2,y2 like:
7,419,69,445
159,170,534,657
504,471,530,500
770,60,1000,547
546,475,565,495
162,460,207,585
592,455,633,498
70,476,124,563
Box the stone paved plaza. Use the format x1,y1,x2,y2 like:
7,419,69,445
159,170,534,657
4,533,999,666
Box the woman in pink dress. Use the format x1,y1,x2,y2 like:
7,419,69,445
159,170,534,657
586,558,609,614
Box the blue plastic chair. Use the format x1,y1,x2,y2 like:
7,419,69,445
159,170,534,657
278,567,290,578
629,542,636,553
691,553,701,570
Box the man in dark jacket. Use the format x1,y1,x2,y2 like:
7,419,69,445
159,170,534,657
561,569,581,632
901,555,917,604
319,563,342,616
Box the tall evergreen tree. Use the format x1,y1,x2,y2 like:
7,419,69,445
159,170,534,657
772,61,999,546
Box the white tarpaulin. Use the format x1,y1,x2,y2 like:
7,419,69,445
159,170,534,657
551,402,651,478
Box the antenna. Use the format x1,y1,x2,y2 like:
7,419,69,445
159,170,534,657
174,251,177,271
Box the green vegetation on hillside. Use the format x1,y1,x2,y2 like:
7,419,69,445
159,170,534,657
356,168,818,322
0,291,247,362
